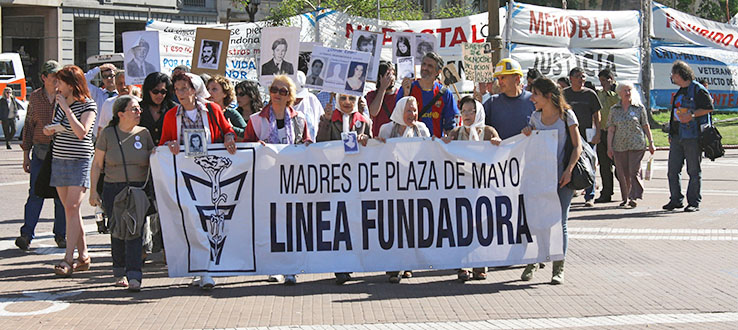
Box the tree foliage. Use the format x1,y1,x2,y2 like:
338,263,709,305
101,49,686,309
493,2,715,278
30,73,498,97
263,0,424,25
432,0,478,19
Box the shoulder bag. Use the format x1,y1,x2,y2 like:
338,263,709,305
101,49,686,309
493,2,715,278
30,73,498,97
34,140,59,199
110,127,151,241
563,115,596,190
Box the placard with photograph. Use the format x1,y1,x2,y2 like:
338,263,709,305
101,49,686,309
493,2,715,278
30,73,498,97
191,28,230,76
341,131,359,154
123,31,161,86
305,46,371,96
462,42,495,82
391,32,437,64
184,128,208,158
259,27,300,86
441,63,461,87
351,31,382,82
397,57,415,79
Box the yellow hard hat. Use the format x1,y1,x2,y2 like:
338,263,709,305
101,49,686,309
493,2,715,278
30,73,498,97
493,58,524,77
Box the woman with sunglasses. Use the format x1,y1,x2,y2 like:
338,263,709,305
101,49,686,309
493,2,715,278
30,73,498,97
89,95,155,292
243,75,312,146
140,72,176,146
234,80,263,123
207,75,247,140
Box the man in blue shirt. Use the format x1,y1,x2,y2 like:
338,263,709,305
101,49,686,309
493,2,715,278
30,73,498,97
396,52,459,138
483,58,535,140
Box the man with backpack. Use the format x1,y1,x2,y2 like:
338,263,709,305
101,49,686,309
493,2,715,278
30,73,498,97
664,60,714,212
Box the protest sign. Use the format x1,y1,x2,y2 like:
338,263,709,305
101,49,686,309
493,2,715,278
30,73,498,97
260,27,301,86
306,46,371,96
191,28,230,76
391,32,438,65
505,2,640,49
509,43,641,85
397,57,415,79
122,31,160,85
151,132,564,277
146,20,264,80
652,2,738,52
462,42,494,83
651,43,738,111
351,31,383,82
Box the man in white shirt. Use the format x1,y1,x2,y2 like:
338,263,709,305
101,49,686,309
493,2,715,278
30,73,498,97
95,71,135,137
85,63,119,118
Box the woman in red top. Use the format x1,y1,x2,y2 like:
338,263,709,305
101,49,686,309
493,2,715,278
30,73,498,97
159,73,237,155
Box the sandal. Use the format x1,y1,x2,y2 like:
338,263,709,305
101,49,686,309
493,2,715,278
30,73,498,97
472,271,488,280
74,255,91,272
54,259,74,277
402,271,413,279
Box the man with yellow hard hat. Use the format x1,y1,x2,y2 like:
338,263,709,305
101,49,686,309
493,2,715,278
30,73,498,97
483,58,536,140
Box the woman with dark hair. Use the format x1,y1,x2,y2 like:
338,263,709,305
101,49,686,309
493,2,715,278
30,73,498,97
520,77,582,285
396,36,411,57
140,72,176,145
234,80,262,122
89,95,154,292
557,77,570,90
345,63,366,92
207,75,247,140
42,65,97,277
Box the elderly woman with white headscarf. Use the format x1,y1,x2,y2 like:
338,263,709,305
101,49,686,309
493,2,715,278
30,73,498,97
376,96,430,142
316,93,372,145
442,96,501,145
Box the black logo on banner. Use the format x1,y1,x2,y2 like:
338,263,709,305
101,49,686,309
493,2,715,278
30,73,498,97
181,155,248,265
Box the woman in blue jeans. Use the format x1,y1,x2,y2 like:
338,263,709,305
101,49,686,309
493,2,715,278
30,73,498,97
520,77,582,285
90,95,155,292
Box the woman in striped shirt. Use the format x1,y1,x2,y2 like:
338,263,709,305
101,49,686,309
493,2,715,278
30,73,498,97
43,65,97,277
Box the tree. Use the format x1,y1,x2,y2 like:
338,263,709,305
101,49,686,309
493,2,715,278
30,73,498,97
262,0,424,26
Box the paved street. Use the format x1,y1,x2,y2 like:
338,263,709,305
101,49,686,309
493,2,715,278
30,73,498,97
0,140,736,329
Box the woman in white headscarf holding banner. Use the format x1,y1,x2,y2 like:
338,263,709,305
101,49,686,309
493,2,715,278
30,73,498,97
443,96,501,144
375,96,430,143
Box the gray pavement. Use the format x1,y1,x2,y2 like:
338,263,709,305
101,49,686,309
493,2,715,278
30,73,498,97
0,140,736,329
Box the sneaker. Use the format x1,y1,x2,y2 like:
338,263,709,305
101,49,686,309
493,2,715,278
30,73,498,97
594,196,611,203
15,235,30,251
200,275,215,290
628,200,637,208
128,279,141,292
457,270,471,282
115,276,129,287
335,273,352,285
191,276,201,286
268,274,284,283
619,201,628,207
55,236,66,248
402,271,413,278
684,205,700,212
662,202,684,211
520,263,539,281
583,200,594,207
284,274,297,285
551,260,565,285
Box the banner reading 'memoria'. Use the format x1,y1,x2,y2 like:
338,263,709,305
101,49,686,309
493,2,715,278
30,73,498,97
151,132,563,277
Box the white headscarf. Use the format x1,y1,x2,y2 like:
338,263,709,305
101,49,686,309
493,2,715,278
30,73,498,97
390,96,419,137
186,73,211,102
463,100,486,141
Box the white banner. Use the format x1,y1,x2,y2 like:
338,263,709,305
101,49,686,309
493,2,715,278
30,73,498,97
651,44,738,111
146,20,265,81
652,2,738,52
151,133,563,277
510,43,641,84
505,2,640,49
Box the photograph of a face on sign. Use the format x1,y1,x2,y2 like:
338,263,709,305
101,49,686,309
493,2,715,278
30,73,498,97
191,27,230,76
397,57,415,79
351,31,382,82
462,42,495,83
391,32,437,64
122,31,161,85
441,63,461,87
184,128,207,158
305,46,371,96
259,27,300,86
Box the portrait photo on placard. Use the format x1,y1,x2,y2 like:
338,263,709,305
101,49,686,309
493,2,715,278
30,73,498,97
198,39,222,70
441,63,461,86
122,31,161,85
414,33,437,64
259,27,300,85
392,32,413,62
342,131,359,154
306,57,326,87
324,61,346,86
185,129,208,157
397,57,415,79
351,31,382,82
344,61,368,93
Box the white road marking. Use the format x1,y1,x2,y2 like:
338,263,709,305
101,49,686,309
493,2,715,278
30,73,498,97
0,180,27,187
199,312,738,329
0,290,82,317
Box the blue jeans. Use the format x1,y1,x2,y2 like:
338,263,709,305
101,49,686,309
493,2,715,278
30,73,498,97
558,186,574,255
21,150,66,240
668,136,702,207
103,182,143,282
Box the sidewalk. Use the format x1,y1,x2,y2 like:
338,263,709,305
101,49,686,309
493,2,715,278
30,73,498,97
0,146,736,329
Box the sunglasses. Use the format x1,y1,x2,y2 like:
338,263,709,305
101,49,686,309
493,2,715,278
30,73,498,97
269,86,289,96
339,95,357,102
150,89,168,95
129,106,143,113
102,74,115,79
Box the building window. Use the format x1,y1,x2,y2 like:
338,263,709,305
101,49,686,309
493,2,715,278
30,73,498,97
183,0,206,7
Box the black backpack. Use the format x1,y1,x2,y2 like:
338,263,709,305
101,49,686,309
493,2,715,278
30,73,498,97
699,125,724,161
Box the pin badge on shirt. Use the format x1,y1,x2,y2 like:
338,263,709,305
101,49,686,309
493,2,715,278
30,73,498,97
134,141,143,150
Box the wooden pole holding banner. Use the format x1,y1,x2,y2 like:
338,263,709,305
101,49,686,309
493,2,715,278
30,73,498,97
487,0,501,65
640,0,658,127
450,84,461,101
